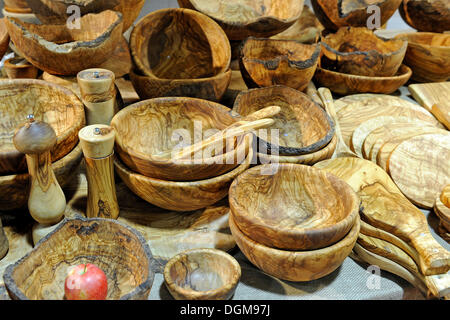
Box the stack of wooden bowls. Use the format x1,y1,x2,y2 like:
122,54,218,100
228,163,360,282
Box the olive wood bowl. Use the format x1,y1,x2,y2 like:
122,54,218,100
5,10,123,76
4,0,31,14
3,57,38,79
399,0,450,33
3,217,155,300
229,213,360,282
130,8,231,80
0,79,85,175
239,37,320,91
233,86,334,156
321,27,407,77
0,19,10,60
163,248,241,300
177,0,305,41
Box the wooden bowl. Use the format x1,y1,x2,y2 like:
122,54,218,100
3,217,155,300
25,0,145,31
177,0,305,41
239,37,320,91
321,27,407,77
314,64,412,95
114,141,253,212
5,10,123,75
233,86,334,156
163,248,241,300
395,32,450,83
130,68,232,102
310,0,402,31
0,79,85,175
3,57,38,79
4,0,31,13
229,212,360,282
130,8,231,80
0,19,10,60
399,0,450,33
111,97,249,182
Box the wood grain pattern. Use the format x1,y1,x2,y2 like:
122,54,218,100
3,57,38,79
0,218,8,261
399,0,450,33
435,194,450,237
314,158,450,276
442,186,450,208
163,248,241,300
0,19,10,60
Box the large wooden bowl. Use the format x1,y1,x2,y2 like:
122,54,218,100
0,79,85,175
229,213,360,282
5,10,123,75
239,37,320,91
395,32,450,83
321,27,407,77
399,0,450,33
3,217,155,300
0,19,10,60
233,86,334,156
130,8,230,80
310,0,402,31
177,0,304,41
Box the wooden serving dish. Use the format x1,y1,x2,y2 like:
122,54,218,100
3,57,38,79
3,217,155,300
177,0,305,40
130,8,230,80
163,248,241,300
0,19,10,60
395,33,450,83
4,0,31,13
399,0,450,33
239,38,320,91
0,79,85,175
6,10,123,75
321,27,407,77
233,86,334,156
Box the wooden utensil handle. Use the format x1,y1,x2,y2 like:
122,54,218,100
431,104,450,130
241,105,281,122
410,230,450,276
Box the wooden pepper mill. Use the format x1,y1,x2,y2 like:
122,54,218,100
13,115,66,225
77,68,118,125
79,124,119,219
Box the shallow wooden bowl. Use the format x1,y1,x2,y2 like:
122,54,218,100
310,0,402,31
130,68,232,102
0,19,10,60
395,32,450,83
4,0,31,13
164,248,241,300
177,0,304,41
130,8,230,80
3,57,38,79
321,27,407,77
399,0,450,33
6,10,123,75
229,213,360,282
3,217,155,300
0,79,85,175
239,38,320,91
314,64,412,95
233,86,334,156
114,142,253,212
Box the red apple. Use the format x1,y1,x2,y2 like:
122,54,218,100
64,263,108,300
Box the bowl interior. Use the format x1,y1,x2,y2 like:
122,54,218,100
242,38,318,62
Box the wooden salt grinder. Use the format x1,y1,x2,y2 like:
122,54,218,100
77,68,117,125
79,124,119,219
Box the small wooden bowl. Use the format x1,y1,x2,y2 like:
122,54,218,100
5,10,123,75
130,68,232,102
233,86,334,156
4,0,31,13
314,64,412,95
229,213,360,282
0,79,85,175
321,27,407,77
399,0,450,33
3,57,38,79
114,142,253,212
3,217,155,300
130,8,231,80
395,32,450,83
164,248,241,300
177,0,305,41
310,0,402,31
0,19,10,60
239,37,320,91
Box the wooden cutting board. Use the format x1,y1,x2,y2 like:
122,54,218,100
314,158,450,276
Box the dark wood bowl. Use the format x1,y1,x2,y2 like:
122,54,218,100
3,217,155,300
0,19,10,60
5,10,123,75
321,27,407,77
239,37,320,91
177,0,305,41
130,8,231,80
399,0,450,33
233,86,334,156
4,57,38,79
163,248,241,300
